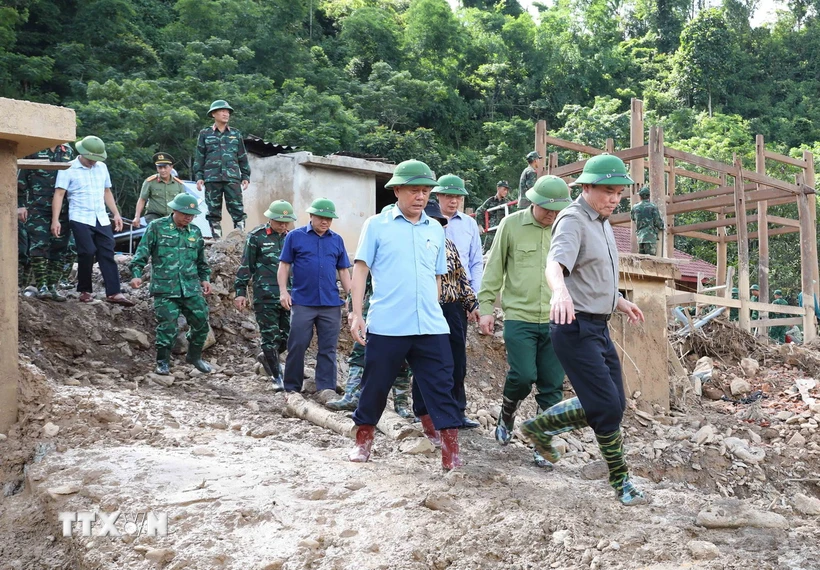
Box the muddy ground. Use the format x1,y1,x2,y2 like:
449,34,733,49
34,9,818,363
2,232,819,570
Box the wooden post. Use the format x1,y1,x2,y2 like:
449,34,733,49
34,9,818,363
755,135,769,338
0,141,17,432
666,156,676,259
716,173,728,286
648,126,668,258
548,152,558,175
734,155,751,333
797,173,818,342
803,150,819,303
535,120,548,177
605,138,614,153
629,98,645,254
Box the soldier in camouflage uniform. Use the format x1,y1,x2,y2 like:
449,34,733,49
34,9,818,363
130,193,213,376
769,289,789,343
475,180,511,253
18,207,30,289
133,152,187,227
234,200,296,391
517,151,541,210
729,287,739,321
17,144,75,300
193,100,251,239
750,284,760,322
630,186,664,255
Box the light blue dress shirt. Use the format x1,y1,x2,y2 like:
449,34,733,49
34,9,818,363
55,159,112,227
355,207,449,336
444,211,483,293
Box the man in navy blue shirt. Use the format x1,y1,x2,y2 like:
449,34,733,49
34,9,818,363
278,198,352,393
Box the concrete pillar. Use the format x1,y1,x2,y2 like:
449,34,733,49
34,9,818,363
0,97,75,434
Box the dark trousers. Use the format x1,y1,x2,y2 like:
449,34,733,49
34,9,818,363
503,320,565,411
550,316,625,434
284,304,341,392
441,302,468,412
70,221,121,296
354,333,461,430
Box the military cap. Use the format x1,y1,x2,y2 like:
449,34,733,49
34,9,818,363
264,200,297,222
731,287,739,295
75,135,107,162
167,193,201,215
306,198,338,219
574,154,634,186
526,151,542,162
774,289,783,296
496,180,510,188
153,152,174,166
638,185,650,197
751,284,760,291
424,199,448,226
432,174,468,196
208,99,234,117
526,175,572,211
385,160,438,188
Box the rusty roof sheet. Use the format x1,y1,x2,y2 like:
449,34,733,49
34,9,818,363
612,226,717,282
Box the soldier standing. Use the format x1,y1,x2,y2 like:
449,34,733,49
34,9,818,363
475,180,511,253
769,289,789,343
133,153,187,227
518,151,541,210
729,287,739,321
130,193,213,375
234,200,297,391
630,186,664,255
193,100,251,239
18,144,74,300
750,284,760,322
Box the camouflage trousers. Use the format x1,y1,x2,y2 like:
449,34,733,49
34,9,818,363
346,340,412,403
254,301,290,353
18,219,29,287
26,211,71,260
481,231,496,254
154,295,210,350
638,242,657,256
204,181,245,226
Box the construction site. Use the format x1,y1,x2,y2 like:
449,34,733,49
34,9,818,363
1,97,820,570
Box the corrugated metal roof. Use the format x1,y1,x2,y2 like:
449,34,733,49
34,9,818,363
612,226,717,282
244,134,295,157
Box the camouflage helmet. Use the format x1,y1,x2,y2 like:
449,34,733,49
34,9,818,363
496,180,510,188
264,200,297,222
167,193,201,215
525,175,572,211
731,287,739,295
208,99,234,117
385,159,438,188
574,154,634,186
306,197,338,219
751,284,760,291
526,151,542,162
774,289,783,296
432,174,468,196
75,135,107,162
638,185,650,197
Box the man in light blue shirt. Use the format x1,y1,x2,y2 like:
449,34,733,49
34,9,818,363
347,159,464,471
435,176,483,293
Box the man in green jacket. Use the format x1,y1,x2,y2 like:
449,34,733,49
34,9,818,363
234,200,297,391
133,152,187,227
478,175,571,468
130,193,213,376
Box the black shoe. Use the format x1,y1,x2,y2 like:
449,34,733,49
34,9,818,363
461,415,480,429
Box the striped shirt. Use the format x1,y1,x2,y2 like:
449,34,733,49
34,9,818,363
55,159,113,226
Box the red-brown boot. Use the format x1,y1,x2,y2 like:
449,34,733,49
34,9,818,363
419,414,441,448
348,425,375,463
440,428,463,470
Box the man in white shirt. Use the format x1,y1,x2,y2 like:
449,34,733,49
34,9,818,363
51,136,134,306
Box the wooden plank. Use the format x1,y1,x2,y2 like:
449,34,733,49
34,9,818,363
798,171,818,341
734,155,751,332
649,127,669,258
804,150,820,321
666,292,741,308
675,231,721,242
17,159,72,171
763,149,808,168
752,317,804,327
669,185,736,203
766,215,800,228
671,213,798,235
551,145,649,177
548,151,558,175
605,138,614,153
544,135,603,157
756,134,770,336
535,120,548,177
665,155,675,258
712,195,799,215
716,173,729,284
740,168,802,195
719,226,800,241
667,187,796,215
665,165,723,185
629,99,644,255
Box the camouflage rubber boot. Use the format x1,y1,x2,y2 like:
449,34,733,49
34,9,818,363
155,347,171,376
185,345,212,373
45,259,66,302
596,429,647,506
520,397,588,464
495,396,521,445
326,365,362,411
532,407,554,470
210,222,222,240
235,220,245,232
59,254,75,289
30,257,48,291
18,262,31,289
262,347,284,392
392,375,413,419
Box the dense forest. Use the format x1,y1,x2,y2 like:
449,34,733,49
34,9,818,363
3,0,820,294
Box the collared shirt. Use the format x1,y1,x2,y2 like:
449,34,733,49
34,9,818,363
280,223,350,307
234,224,290,301
549,195,619,315
444,210,483,293
355,207,449,336
139,175,187,217
440,239,478,312
55,158,112,227
478,207,555,323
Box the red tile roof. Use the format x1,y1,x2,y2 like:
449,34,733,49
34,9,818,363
612,226,717,282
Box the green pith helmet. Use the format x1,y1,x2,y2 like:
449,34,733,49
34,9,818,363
639,185,650,197
751,284,760,291
497,180,510,188
264,200,297,222
306,198,338,219
75,135,107,162
774,289,783,296
167,193,201,215
574,154,634,186
381,203,396,213
432,174,468,196
731,287,739,295
208,99,234,117
526,151,542,162
525,175,572,211
385,159,438,188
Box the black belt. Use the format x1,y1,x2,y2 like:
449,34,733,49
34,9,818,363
575,312,611,322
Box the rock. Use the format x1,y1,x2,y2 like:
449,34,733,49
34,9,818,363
788,432,807,447
792,493,820,516
119,328,151,350
777,411,795,421
48,483,82,498
730,378,752,396
149,374,174,388
202,327,216,351
724,437,766,463
692,424,715,445
579,460,608,480
93,409,121,424
0,434,6,441
260,560,286,570
250,423,277,438
303,377,317,394
692,356,714,382
690,375,702,397
688,540,720,560
399,438,435,455
423,494,458,512
42,422,60,437
740,358,760,378
144,547,175,565
702,385,724,400
551,529,571,545
64,378,81,386
299,538,320,549
552,436,568,456
697,500,789,529
315,389,338,405
191,446,215,457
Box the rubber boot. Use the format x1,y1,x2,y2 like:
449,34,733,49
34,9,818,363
392,374,413,419
30,257,48,290
532,407,554,470
348,425,375,462
45,259,66,301
155,347,171,376
210,222,222,240
495,396,520,445
59,254,75,289
263,346,284,392
235,220,245,232
326,365,362,411
440,429,463,470
18,262,31,289
520,397,588,464
419,414,441,448
596,429,647,506
185,345,212,373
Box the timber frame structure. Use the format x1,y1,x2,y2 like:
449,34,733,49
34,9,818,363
534,98,820,342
